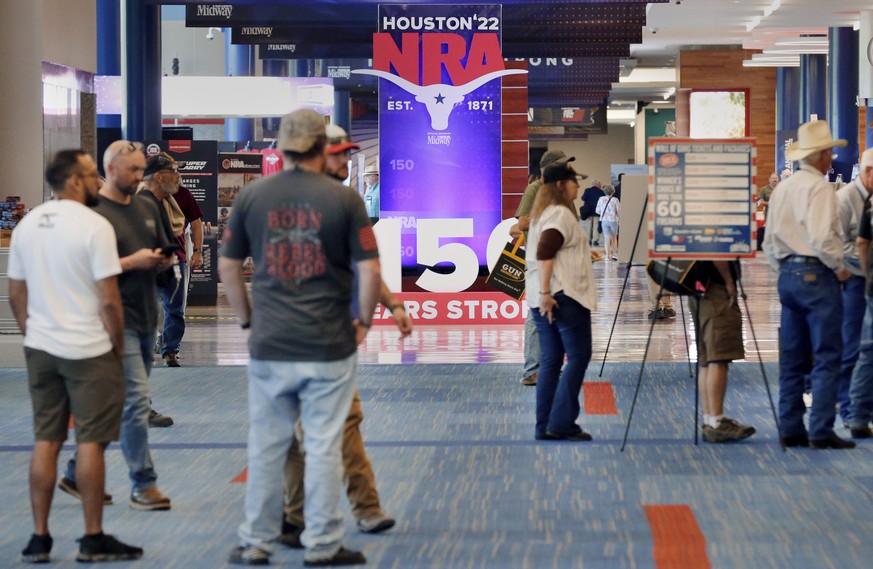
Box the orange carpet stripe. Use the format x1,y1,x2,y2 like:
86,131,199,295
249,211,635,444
644,504,711,569
231,467,247,484
583,382,618,415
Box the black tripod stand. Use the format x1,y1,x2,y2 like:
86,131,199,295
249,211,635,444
598,195,781,451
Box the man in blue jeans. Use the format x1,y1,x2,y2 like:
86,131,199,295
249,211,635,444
220,110,380,566
836,150,871,425
844,148,873,438
763,120,854,449
58,140,176,508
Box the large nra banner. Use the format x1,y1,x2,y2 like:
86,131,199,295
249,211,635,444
355,5,524,274
648,138,757,259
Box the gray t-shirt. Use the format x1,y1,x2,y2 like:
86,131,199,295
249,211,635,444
222,168,379,361
93,194,170,335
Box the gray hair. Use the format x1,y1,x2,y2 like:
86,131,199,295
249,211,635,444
602,184,615,196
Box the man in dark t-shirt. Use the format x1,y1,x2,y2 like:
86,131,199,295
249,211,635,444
61,140,174,512
219,109,380,567
845,150,873,438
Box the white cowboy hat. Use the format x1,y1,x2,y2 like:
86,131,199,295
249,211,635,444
785,120,847,161
363,164,379,175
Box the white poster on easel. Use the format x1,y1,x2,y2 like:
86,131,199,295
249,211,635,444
648,138,757,260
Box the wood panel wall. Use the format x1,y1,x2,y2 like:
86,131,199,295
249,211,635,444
678,48,776,185
502,60,529,220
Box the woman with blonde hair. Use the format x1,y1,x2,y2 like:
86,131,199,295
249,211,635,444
596,184,620,260
527,161,597,441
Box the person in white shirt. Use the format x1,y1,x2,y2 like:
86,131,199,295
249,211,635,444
763,120,854,450
526,162,596,441
9,150,142,562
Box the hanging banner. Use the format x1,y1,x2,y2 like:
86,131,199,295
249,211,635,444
353,5,525,271
144,140,219,306
648,138,757,259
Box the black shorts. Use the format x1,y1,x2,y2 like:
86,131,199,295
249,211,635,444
25,348,125,443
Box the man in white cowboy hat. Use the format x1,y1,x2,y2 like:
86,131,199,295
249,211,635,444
763,119,855,450
362,163,380,220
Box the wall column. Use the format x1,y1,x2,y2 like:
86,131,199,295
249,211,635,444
123,0,161,142
225,40,255,142
799,54,827,125
828,27,859,179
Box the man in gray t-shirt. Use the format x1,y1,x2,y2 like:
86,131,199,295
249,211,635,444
220,109,380,567
61,140,175,512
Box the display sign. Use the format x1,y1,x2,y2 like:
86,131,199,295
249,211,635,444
370,292,526,325
648,138,756,259
528,106,607,135
217,152,263,278
352,4,525,271
143,140,219,306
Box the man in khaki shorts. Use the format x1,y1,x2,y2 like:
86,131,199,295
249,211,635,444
9,150,142,563
689,260,756,443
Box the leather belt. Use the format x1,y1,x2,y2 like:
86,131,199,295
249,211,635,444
780,255,822,265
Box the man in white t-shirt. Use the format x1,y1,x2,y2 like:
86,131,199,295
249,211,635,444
9,150,143,563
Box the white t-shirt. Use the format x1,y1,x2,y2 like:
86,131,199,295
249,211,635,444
526,204,597,311
8,199,122,359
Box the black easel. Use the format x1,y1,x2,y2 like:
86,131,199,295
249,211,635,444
600,194,780,450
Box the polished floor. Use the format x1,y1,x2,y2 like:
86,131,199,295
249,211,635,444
0,255,781,369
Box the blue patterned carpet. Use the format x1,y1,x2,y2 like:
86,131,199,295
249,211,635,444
0,362,869,568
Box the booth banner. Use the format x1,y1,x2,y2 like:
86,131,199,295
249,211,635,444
648,138,757,260
144,140,219,306
371,292,527,325
360,4,517,270
218,152,263,278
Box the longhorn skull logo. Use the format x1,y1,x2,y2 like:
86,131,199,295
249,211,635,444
352,68,527,131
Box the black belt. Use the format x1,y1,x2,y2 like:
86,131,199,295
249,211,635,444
780,255,822,265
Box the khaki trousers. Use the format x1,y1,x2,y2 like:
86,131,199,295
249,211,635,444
283,388,382,525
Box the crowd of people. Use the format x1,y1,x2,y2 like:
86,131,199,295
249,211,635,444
11,113,873,565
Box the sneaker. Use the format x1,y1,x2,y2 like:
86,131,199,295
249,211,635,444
357,513,395,534
304,547,366,567
660,307,676,318
21,533,52,563
163,352,180,368
148,409,174,428
228,545,270,566
647,309,663,322
520,372,537,386
279,520,304,549
76,533,142,562
702,417,756,443
130,486,171,511
58,476,113,505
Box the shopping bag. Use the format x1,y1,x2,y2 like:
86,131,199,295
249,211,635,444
485,235,526,299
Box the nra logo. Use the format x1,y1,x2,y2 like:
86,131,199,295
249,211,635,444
352,32,526,131
196,4,232,19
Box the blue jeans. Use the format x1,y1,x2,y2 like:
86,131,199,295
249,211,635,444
848,295,873,428
839,275,865,422
522,311,540,379
531,293,592,437
65,329,158,492
238,355,356,559
777,262,842,440
160,262,186,356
